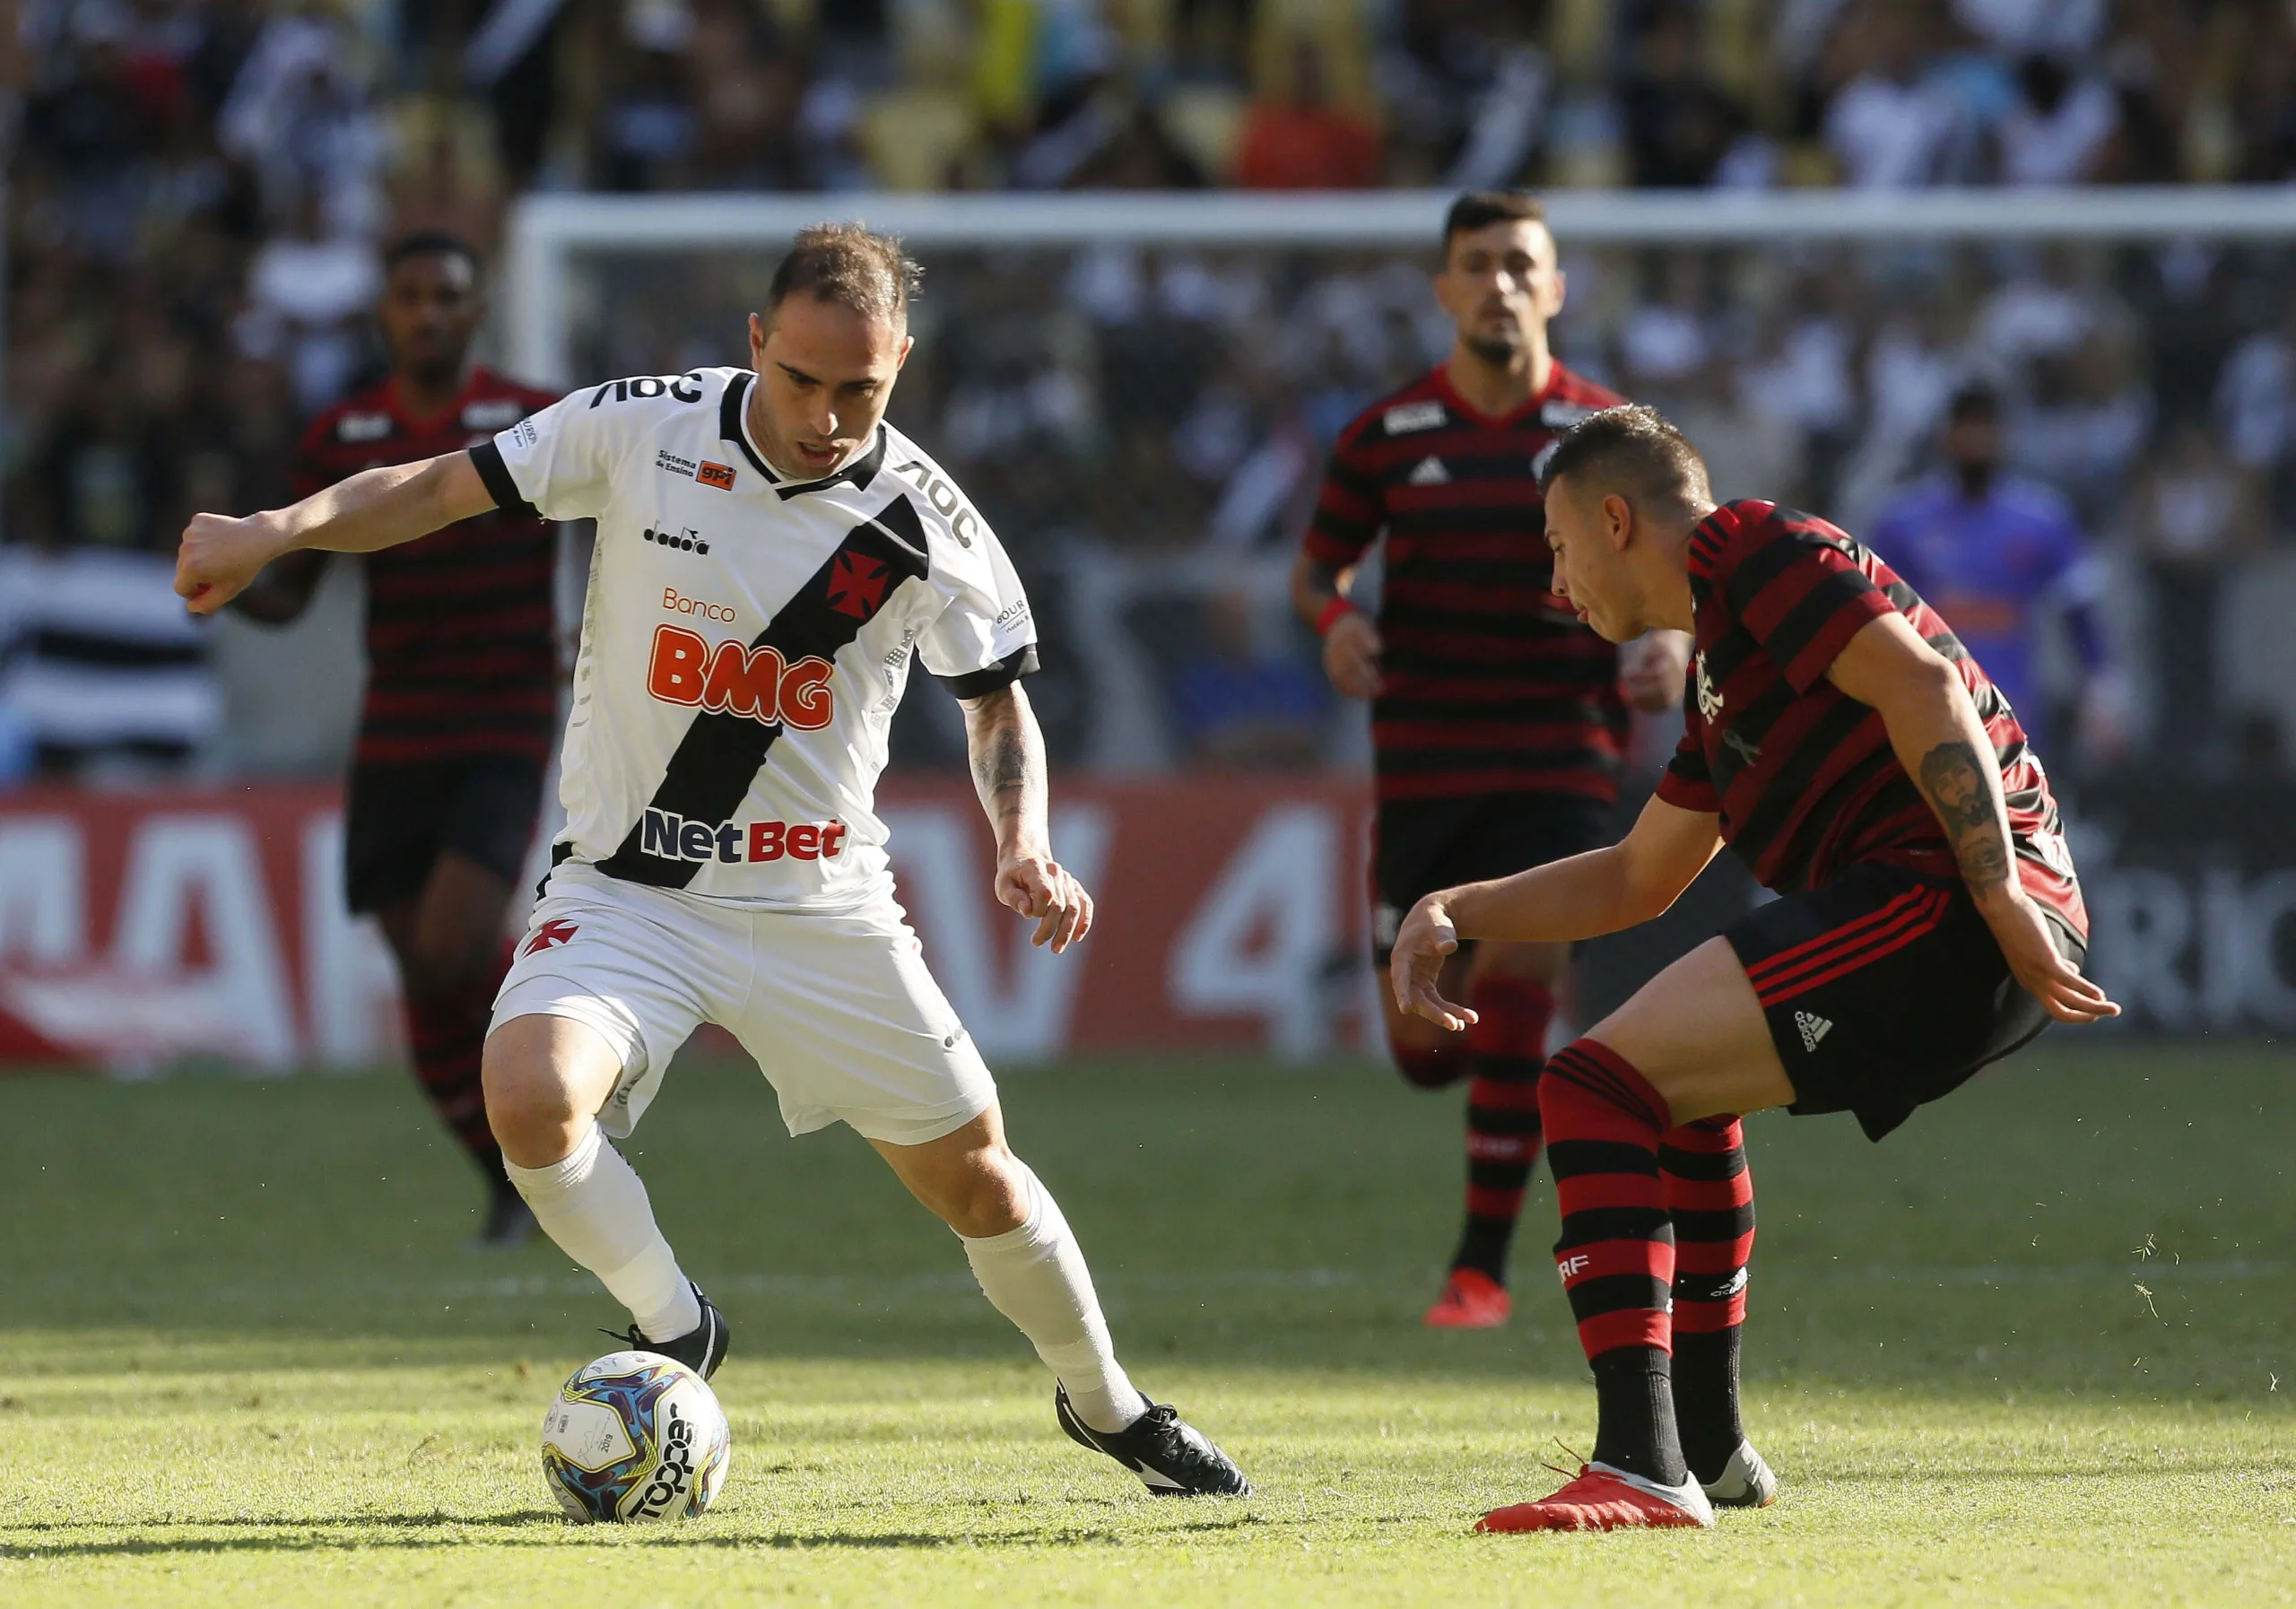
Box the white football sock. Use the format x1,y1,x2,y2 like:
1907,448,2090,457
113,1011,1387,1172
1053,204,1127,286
960,1160,1148,1434
504,1121,701,1343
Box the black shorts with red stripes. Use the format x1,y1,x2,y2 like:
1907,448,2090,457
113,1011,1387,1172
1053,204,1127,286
1723,862,2085,1143
1371,791,1614,962
343,754,545,915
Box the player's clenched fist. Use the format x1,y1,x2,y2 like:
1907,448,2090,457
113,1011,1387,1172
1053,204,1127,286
996,853,1095,953
176,510,286,614
1390,893,1479,1033
1321,611,1383,700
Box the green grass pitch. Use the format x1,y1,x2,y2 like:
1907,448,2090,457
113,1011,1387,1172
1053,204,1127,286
2,1042,2291,1605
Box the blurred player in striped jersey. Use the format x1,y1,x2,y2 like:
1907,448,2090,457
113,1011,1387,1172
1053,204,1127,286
1392,406,2111,1530
235,233,559,1244
1292,191,1689,1329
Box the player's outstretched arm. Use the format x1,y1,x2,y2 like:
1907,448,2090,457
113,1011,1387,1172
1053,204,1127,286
1825,612,2118,1025
175,450,495,615
1392,796,1722,1030
958,682,1093,953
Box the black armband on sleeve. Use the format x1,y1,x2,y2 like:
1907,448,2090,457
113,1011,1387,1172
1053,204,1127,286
937,645,1039,699
467,441,539,519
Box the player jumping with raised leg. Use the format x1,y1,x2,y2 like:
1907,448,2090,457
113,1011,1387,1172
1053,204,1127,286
1391,406,2113,1530
1293,191,1686,1329
178,225,1248,1499
234,233,558,1246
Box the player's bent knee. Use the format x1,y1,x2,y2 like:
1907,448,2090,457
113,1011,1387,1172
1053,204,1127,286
909,1144,1030,1239
482,1014,610,1169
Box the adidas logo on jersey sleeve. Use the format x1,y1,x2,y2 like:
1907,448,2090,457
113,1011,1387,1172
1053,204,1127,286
1408,456,1449,485
1795,1010,1833,1052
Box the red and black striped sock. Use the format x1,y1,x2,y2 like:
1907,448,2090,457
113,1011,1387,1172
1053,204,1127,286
1542,1037,1687,1487
1449,976,1552,1282
404,945,514,1185
1663,1115,1755,1483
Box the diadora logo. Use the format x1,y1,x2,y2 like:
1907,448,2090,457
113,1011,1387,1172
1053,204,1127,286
639,808,849,865
646,625,835,729
523,918,578,957
643,525,709,554
1695,651,1724,719
827,552,891,619
1557,1253,1593,1283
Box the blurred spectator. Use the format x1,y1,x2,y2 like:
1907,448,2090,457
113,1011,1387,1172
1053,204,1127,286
2131,421,2268,749
1621,2,1752,188
1997,52,2118,185
1822,0,1970,188
1235,36,1381,190
1871,386,2123,761
1166,588,1330,770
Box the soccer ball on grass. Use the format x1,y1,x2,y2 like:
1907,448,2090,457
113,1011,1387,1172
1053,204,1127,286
540,1350,731,1522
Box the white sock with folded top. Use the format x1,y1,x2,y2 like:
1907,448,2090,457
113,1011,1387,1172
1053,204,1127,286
504,1121,701,1343
959,1160,1148,1433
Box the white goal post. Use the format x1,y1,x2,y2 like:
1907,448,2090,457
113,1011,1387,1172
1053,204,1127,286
503,186,2296,387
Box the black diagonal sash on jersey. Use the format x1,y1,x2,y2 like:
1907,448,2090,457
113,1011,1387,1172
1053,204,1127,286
594,494,929,888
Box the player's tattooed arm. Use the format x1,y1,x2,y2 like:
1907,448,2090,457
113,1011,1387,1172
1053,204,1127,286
961,683,1042,850
1826,611,2117,1024
1916,740,2012,895
960,683,1094,952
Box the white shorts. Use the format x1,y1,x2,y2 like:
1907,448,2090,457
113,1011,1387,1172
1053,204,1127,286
492,864,996,1146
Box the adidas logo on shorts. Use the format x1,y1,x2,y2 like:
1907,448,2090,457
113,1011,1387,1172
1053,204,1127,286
1795,1010,1833,1052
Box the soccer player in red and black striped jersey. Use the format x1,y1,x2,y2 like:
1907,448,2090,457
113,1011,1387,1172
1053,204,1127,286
236,233,559,1244
1292,190,1689,1329
1392,405,2115,1531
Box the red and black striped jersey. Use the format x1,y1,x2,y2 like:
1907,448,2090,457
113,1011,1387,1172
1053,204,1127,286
1656,500,2087,938
296,368,561,766
1302,362,1629,804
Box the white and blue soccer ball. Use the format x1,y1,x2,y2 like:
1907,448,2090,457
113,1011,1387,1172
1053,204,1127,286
540,1350,731,1523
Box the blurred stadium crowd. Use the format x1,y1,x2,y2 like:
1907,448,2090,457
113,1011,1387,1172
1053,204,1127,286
8,0,2296,784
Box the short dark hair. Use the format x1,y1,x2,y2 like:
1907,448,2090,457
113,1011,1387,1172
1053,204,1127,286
1442,189,1547,255
1947,382,2000,424
382,230,480,276
766,222,922,328
1537,404,1712,516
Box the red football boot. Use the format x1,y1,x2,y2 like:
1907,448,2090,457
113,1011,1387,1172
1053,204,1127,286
1423,1268,1510,1329
1477,1461,1715,1533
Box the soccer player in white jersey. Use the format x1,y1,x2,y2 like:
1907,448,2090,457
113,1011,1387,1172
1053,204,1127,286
174,224,1249,1498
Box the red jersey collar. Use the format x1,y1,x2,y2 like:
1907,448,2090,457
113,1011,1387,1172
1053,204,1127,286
383,367,488,432
1431,358,1561,429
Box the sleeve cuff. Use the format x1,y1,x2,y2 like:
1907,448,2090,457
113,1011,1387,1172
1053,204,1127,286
1655,769,1719,814
936,643,1039,698
468,440,540,520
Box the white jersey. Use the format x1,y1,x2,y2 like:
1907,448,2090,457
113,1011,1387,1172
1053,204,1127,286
478,366,1035,909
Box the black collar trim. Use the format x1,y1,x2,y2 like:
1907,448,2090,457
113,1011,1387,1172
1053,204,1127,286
774,424,887,500
719,371,778,483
